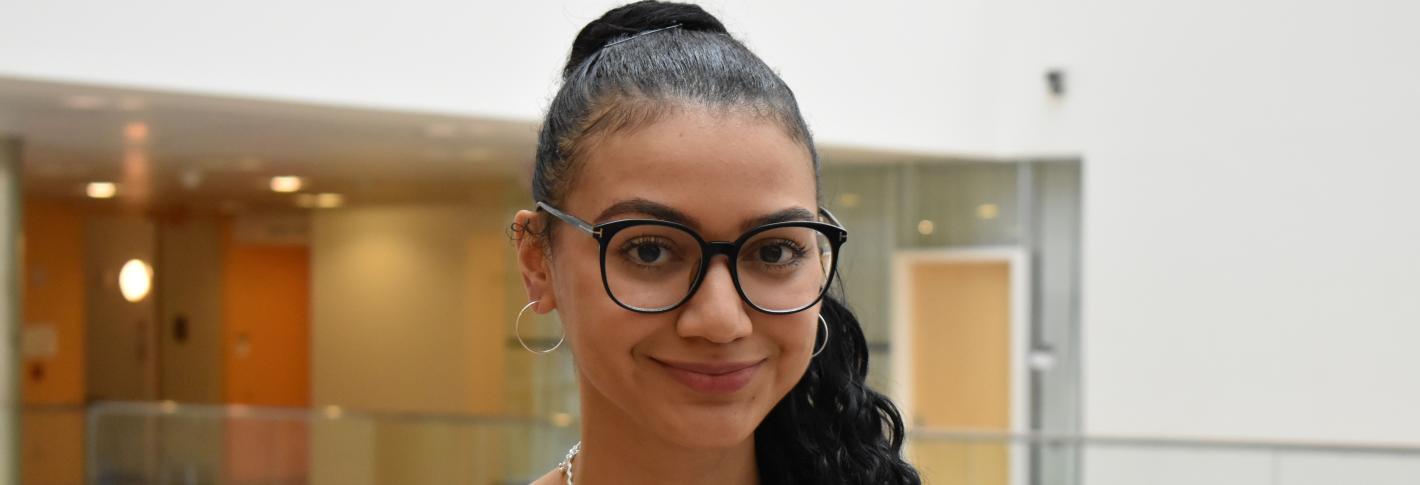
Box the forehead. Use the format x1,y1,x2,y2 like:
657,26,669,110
567,107,816,236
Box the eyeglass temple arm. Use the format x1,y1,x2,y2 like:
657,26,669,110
536,201,597,235
819,207,845,228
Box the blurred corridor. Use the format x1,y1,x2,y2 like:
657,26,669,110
4,0,1420,484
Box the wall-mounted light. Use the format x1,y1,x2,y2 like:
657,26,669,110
118,259,153,303
270,176,304,193
86,182,117,199
917,219,935,236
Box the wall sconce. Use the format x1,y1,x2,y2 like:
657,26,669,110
118,259,152,303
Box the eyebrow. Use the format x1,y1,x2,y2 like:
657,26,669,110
595,198,817,233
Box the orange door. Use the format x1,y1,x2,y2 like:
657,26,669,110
222,223,311,483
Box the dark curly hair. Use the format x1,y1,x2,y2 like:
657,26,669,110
528,1,920,483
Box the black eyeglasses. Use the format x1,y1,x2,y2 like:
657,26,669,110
536,201,847,315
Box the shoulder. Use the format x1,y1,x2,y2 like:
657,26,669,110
529,468,562,485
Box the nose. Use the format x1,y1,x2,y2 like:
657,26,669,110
675,256,753,344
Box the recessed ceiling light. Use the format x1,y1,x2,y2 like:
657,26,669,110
296,193,344,209
976,203,1000,220
117,97,146,111
62,95,107,110
270,176,303,193
424,123,458,138
124,122,149,142
917,219,935,236
837,193,862,208
86,182,117,199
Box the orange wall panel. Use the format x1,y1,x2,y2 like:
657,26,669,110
20,198,85,404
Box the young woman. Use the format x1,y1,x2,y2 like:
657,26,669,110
511,2,921,483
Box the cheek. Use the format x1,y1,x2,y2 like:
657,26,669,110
765,313,819,386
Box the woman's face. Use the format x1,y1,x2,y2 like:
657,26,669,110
517,106,820,449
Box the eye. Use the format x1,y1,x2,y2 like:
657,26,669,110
758,245,788,264
749,239,807,266
620,237,675,266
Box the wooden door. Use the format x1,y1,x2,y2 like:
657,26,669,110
908,260,1012,485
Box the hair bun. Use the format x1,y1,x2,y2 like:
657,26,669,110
565,1,728,77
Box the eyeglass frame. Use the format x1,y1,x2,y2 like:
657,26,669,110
535,201,848,315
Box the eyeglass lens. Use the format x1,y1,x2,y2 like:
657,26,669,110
603,224,834,312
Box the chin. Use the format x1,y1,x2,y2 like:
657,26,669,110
665,420,759,449
651,400,769,450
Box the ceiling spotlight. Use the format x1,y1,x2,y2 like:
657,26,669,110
270,176,304,193
424,123,458,138
976,203,1000,220
315,193,344,208
62,95,107,110
86,182,117,199
296,193,344,209
117,97,147,111
124,122,149,142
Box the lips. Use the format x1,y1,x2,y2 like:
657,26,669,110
653,358,765,394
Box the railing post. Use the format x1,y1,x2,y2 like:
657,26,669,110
0,135,24,485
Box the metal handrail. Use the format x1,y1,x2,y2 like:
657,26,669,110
77,402,1420,457
85,400,565,427
910,428,1420,456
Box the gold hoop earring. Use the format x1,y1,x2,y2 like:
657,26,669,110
515,300,564,354
812,314,830,358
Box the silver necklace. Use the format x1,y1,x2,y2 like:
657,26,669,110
558,441,581,485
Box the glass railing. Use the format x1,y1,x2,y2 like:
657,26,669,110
21,402,1420,484
909,429,1420,485
82,401,578,485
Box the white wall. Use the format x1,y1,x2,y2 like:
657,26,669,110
1069,0,1420,445
8,0,1420,453
0,0,1009,155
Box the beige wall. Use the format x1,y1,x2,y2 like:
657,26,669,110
310,202,508,415
157,217,224,403
84,215,157,401
309,197,513,484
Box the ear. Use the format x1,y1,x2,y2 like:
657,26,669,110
513,209,557,314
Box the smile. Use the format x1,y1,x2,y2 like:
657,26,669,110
652,358,766,394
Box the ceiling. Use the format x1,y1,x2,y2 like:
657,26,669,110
0,75,945,215
0,75,538,214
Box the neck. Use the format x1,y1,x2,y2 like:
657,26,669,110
573,380,760,485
